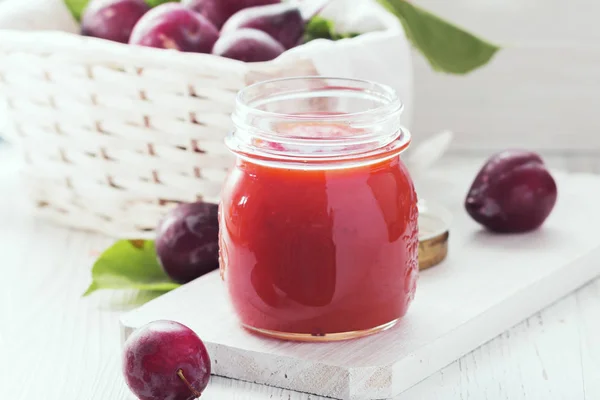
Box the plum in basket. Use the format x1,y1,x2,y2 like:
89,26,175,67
465,150,558,233
156,202,220,284
213,28,284,62
81,0,150,43
129,3,219,53
182,0,280,29
221,3,304,49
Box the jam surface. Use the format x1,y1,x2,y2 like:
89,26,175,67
220,135,419,336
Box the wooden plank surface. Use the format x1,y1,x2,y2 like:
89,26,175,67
119,164,600,399
2,145,600,399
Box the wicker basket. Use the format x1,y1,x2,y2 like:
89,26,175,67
0,2,412,238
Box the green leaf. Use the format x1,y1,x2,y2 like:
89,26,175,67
377,0,500,74
303,16,360,43
304,16,335,41
64,0,179,22
64,0,88,21
145,0,179,7
83,240,181,296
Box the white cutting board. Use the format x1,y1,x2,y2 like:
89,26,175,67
120,168,600,400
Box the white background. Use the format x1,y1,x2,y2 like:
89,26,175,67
411,0,600,154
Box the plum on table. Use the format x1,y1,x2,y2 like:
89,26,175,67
155,202,219,283
123,320,211,400
465,150,557,233
212,28,284,62
182,0,280,29
81,0,150,43
129,3,219,53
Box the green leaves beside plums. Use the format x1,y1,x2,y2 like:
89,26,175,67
83,239,181,296
145,0,179,8
376,0,500,74
64,0,89,21
303,16,359,43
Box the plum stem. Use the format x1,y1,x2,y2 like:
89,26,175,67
177,369,202,398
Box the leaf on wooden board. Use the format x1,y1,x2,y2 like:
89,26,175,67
377,0,500,74
83,239,181,296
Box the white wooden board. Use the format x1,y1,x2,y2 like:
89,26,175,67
120,169,600,400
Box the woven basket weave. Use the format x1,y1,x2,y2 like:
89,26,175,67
0,3,411,238
0,31,324,237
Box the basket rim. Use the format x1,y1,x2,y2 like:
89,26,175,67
0,24,401,71
0,29,251,73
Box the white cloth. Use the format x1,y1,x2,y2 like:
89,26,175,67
0,0,79,32
279,0,414,128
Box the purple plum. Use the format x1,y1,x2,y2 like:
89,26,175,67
129,3,219,53
81,0,150,43
465,150,558,233
182,0,280,29
212,28,284,62
123,320,211,400
221,3,304,49
155,202,219,283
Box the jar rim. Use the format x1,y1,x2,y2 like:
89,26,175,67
228,76,410,169
235,76,404,123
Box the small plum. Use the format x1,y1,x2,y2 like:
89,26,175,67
156,202,219,283
122,320,211,400
213,28,284,62
221,3,304,49
182,0,280,29
465,150,558,233
129,3,219,53
81,0,150,43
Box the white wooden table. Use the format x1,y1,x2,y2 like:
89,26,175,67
1,0,598,397
2,145,599,400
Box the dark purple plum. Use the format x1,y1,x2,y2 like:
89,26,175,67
129,3,219,53
123,320,211,400
221,3,304,49
81,0,150,43
212,28,284,62
155,202,219,283
182,0,280,29
465,150,558,233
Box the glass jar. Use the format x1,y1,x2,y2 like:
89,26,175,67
219,77,418,342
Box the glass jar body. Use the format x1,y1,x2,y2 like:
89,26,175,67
219,155,418,341
220,77,418,341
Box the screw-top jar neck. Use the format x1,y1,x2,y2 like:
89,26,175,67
226,77,410,169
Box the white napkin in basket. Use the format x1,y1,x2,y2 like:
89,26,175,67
279,0,414,127
0,0,78,32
